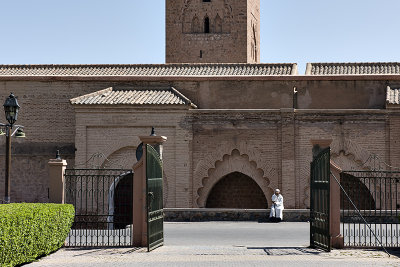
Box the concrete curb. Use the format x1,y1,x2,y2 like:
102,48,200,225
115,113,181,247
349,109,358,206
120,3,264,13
164,208,310,222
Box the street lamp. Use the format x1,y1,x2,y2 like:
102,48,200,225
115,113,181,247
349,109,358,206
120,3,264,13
1,93,25,204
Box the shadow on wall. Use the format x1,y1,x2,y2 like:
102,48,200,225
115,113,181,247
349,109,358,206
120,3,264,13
108,172,133,229
206,171,268,209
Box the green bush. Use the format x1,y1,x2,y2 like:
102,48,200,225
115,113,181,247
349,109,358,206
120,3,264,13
0,203,74,267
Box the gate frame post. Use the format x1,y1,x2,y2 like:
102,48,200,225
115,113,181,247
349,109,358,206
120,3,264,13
310,139,344,249
330,160,344,249
132,135,167,247
48,157,68,204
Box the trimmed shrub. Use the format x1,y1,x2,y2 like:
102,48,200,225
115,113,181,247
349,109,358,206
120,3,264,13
0,203,74,267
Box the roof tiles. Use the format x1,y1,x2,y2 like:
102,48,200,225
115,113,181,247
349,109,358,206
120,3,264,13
387,86,400,105
306,62,400,75
70,87,197,108
0,63,297,77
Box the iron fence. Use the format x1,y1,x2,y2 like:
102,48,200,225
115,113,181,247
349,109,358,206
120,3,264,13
64,168,133,247
341,170,400,247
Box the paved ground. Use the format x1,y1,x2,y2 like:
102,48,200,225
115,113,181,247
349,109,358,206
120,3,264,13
29,222,400,267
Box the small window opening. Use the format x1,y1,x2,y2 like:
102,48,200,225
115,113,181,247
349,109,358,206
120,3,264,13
204,17,210,33
203,0,211,2
200,50,203,58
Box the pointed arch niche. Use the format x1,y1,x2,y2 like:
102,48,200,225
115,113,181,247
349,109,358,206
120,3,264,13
192,15,200,33
214,13,222,33
196,149,273,208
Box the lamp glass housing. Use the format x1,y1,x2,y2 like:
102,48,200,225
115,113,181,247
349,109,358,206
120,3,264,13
3,93,20,126
15,128,25,138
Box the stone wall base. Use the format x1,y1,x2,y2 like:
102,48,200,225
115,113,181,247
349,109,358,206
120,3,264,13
164,208,310,222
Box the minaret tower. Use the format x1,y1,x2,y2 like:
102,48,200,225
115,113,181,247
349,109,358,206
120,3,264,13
166,0,260,63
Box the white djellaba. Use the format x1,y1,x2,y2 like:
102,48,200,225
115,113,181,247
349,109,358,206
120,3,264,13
269,189,284,221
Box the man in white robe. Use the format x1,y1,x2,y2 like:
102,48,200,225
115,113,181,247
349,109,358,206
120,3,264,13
269,189,284,222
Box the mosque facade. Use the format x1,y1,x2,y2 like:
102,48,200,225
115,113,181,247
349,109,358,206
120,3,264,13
0,0,399,209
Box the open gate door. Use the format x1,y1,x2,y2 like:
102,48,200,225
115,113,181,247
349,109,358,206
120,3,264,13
310,147,331,252
146,144,164,252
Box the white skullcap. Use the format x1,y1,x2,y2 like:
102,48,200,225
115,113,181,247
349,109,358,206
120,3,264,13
275,189,280,193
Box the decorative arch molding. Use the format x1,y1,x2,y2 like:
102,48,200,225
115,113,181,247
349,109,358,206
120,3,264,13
214,13,222,33
96,135,140,166
101,146,137,170
181,0,193,21
330,139,378,171
192,15,200,33
193,145,278,193
196,149,274,208
180,0,232,33
301,139,379,208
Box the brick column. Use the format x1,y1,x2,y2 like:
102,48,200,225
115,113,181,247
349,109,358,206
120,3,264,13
48,157,67,204
280,108,295,208
132,135,167,247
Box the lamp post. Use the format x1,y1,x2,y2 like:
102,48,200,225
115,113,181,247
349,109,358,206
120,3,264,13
1,93,25,204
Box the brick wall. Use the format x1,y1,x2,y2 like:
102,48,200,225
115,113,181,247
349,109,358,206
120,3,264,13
73,106,193,208
166,0,260,63
0,78,399,208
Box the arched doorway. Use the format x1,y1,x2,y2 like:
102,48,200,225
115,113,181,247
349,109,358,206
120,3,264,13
196,149,273,208
206,172,268,209
108,172,133,229
340,172,376,210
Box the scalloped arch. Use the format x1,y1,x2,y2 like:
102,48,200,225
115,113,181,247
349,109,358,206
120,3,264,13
196,149,274,208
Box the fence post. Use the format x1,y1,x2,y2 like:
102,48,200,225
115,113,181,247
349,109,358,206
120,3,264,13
132,135,167,247
48,157,68,204
330,161,344,249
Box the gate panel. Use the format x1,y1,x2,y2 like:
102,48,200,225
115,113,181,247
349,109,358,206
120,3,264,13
310,147,331,252
146,144,164,252
64,169,133,247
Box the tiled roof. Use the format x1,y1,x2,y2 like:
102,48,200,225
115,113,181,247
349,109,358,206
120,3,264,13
306,63,400,75
70,87,197,108
387,86,400,105
0,63,297,77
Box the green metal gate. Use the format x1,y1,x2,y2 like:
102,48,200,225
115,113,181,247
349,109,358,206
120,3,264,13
146,144,164,251
310,147,331,252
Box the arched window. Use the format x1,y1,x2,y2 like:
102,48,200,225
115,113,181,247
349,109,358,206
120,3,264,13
215,14,222,33
204,16,210,33
192,15,200,33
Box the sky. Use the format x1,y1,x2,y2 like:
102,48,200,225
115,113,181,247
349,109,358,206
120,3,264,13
1,0,400,74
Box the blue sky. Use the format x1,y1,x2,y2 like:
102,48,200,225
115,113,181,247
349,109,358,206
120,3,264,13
0,0,400,74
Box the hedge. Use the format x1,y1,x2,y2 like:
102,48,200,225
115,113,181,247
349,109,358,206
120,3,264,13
0,203,75,267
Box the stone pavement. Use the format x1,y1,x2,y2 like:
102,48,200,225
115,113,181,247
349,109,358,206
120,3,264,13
28,222,400,267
